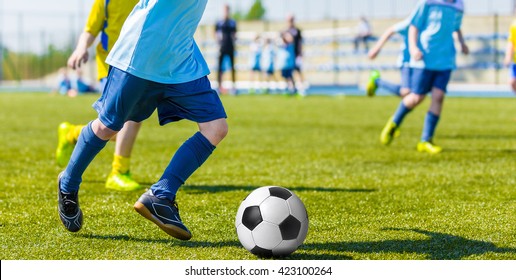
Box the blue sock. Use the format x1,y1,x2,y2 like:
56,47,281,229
151,132,216,201
61,122,109,193
376,79,401,96
421,111,440,142
392,102,412,126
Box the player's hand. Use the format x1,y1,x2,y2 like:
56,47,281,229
410,46,423,61
368,47,380,60
461,44,469,55
67,48,89,70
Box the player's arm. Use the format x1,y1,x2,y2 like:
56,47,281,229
504,41,514,67
408,25,423,61
68,0,105,69
454,29,469,55
68,32,96,69
368,26,395,60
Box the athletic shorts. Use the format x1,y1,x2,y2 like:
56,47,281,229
410,68,452,95
510,64,516,79
281,69,293,79
93,67,227,131
98,78,107,93
400,66,412,90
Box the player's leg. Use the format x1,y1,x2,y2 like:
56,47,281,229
510,65,516,93
134,77,227,240
58,68,153,232
56,78,109,167
106,121,143,191
58,119,114,232
399,67,412,98
380,68,430,145
417,70,451,154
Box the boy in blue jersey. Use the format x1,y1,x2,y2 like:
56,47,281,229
367,14,468,98
379,0,466,154
249,34,263,94
278,32,297,95
57,0,228,241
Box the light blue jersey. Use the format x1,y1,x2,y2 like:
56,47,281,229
106,0,210,84
409,0,464,70
277,43,295,71
392,18,411,68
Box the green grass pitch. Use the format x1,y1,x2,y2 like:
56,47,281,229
0,93,515,260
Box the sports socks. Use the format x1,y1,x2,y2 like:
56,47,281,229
421,111,440,142
392,101,412,126
151,132,215,202
376,79,401,96
60,122,109,193
112,154,131,174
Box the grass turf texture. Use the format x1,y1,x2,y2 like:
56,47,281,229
0,93,515,260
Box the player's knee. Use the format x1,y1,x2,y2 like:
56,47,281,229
92,119,118,141
199,119,228,145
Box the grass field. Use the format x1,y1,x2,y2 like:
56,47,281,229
0,93,515,260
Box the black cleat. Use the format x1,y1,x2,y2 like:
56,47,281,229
134,190,192,240
57,173,83,232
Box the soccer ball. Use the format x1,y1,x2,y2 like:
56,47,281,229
235,186,308,257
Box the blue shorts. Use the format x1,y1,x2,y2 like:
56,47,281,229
93,67,227,131
410,68,452,95
98,78,107,93
510,64,516,79
400,66,412,90
281,69,293,79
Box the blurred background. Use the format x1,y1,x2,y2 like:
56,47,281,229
1,0,515,94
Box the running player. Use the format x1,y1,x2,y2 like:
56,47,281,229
57,0,228,240
379,0,467,154
504,17,516,93
57,0,143,191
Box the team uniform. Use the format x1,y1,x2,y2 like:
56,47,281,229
277,39,296,94
507,20,516,78
56,0,143,192
380,0,464,154
249,40,262,72
286,26,303,72
85,0,139,92
215,17,237,91
58,0,227,240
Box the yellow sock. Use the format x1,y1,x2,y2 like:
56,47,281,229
66,124,84,144
112,154,131,174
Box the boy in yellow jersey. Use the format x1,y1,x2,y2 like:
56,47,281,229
56,0,143,191
504,19,516,94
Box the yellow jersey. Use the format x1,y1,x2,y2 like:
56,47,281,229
508,20,516,63
84,0,139,80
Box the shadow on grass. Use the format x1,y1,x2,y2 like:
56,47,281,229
78,228,515,260
78,233,241,247
180,185,376,194
79,182,376,194
301,228,516,260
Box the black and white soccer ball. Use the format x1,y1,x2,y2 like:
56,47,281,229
235,186,308,257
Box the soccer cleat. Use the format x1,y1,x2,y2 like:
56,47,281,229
380,117,400,145
105,171,143,192
134,190,192,240
56,122,76,167
57,173,83,232
366,70,380,97
417,141,442,154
